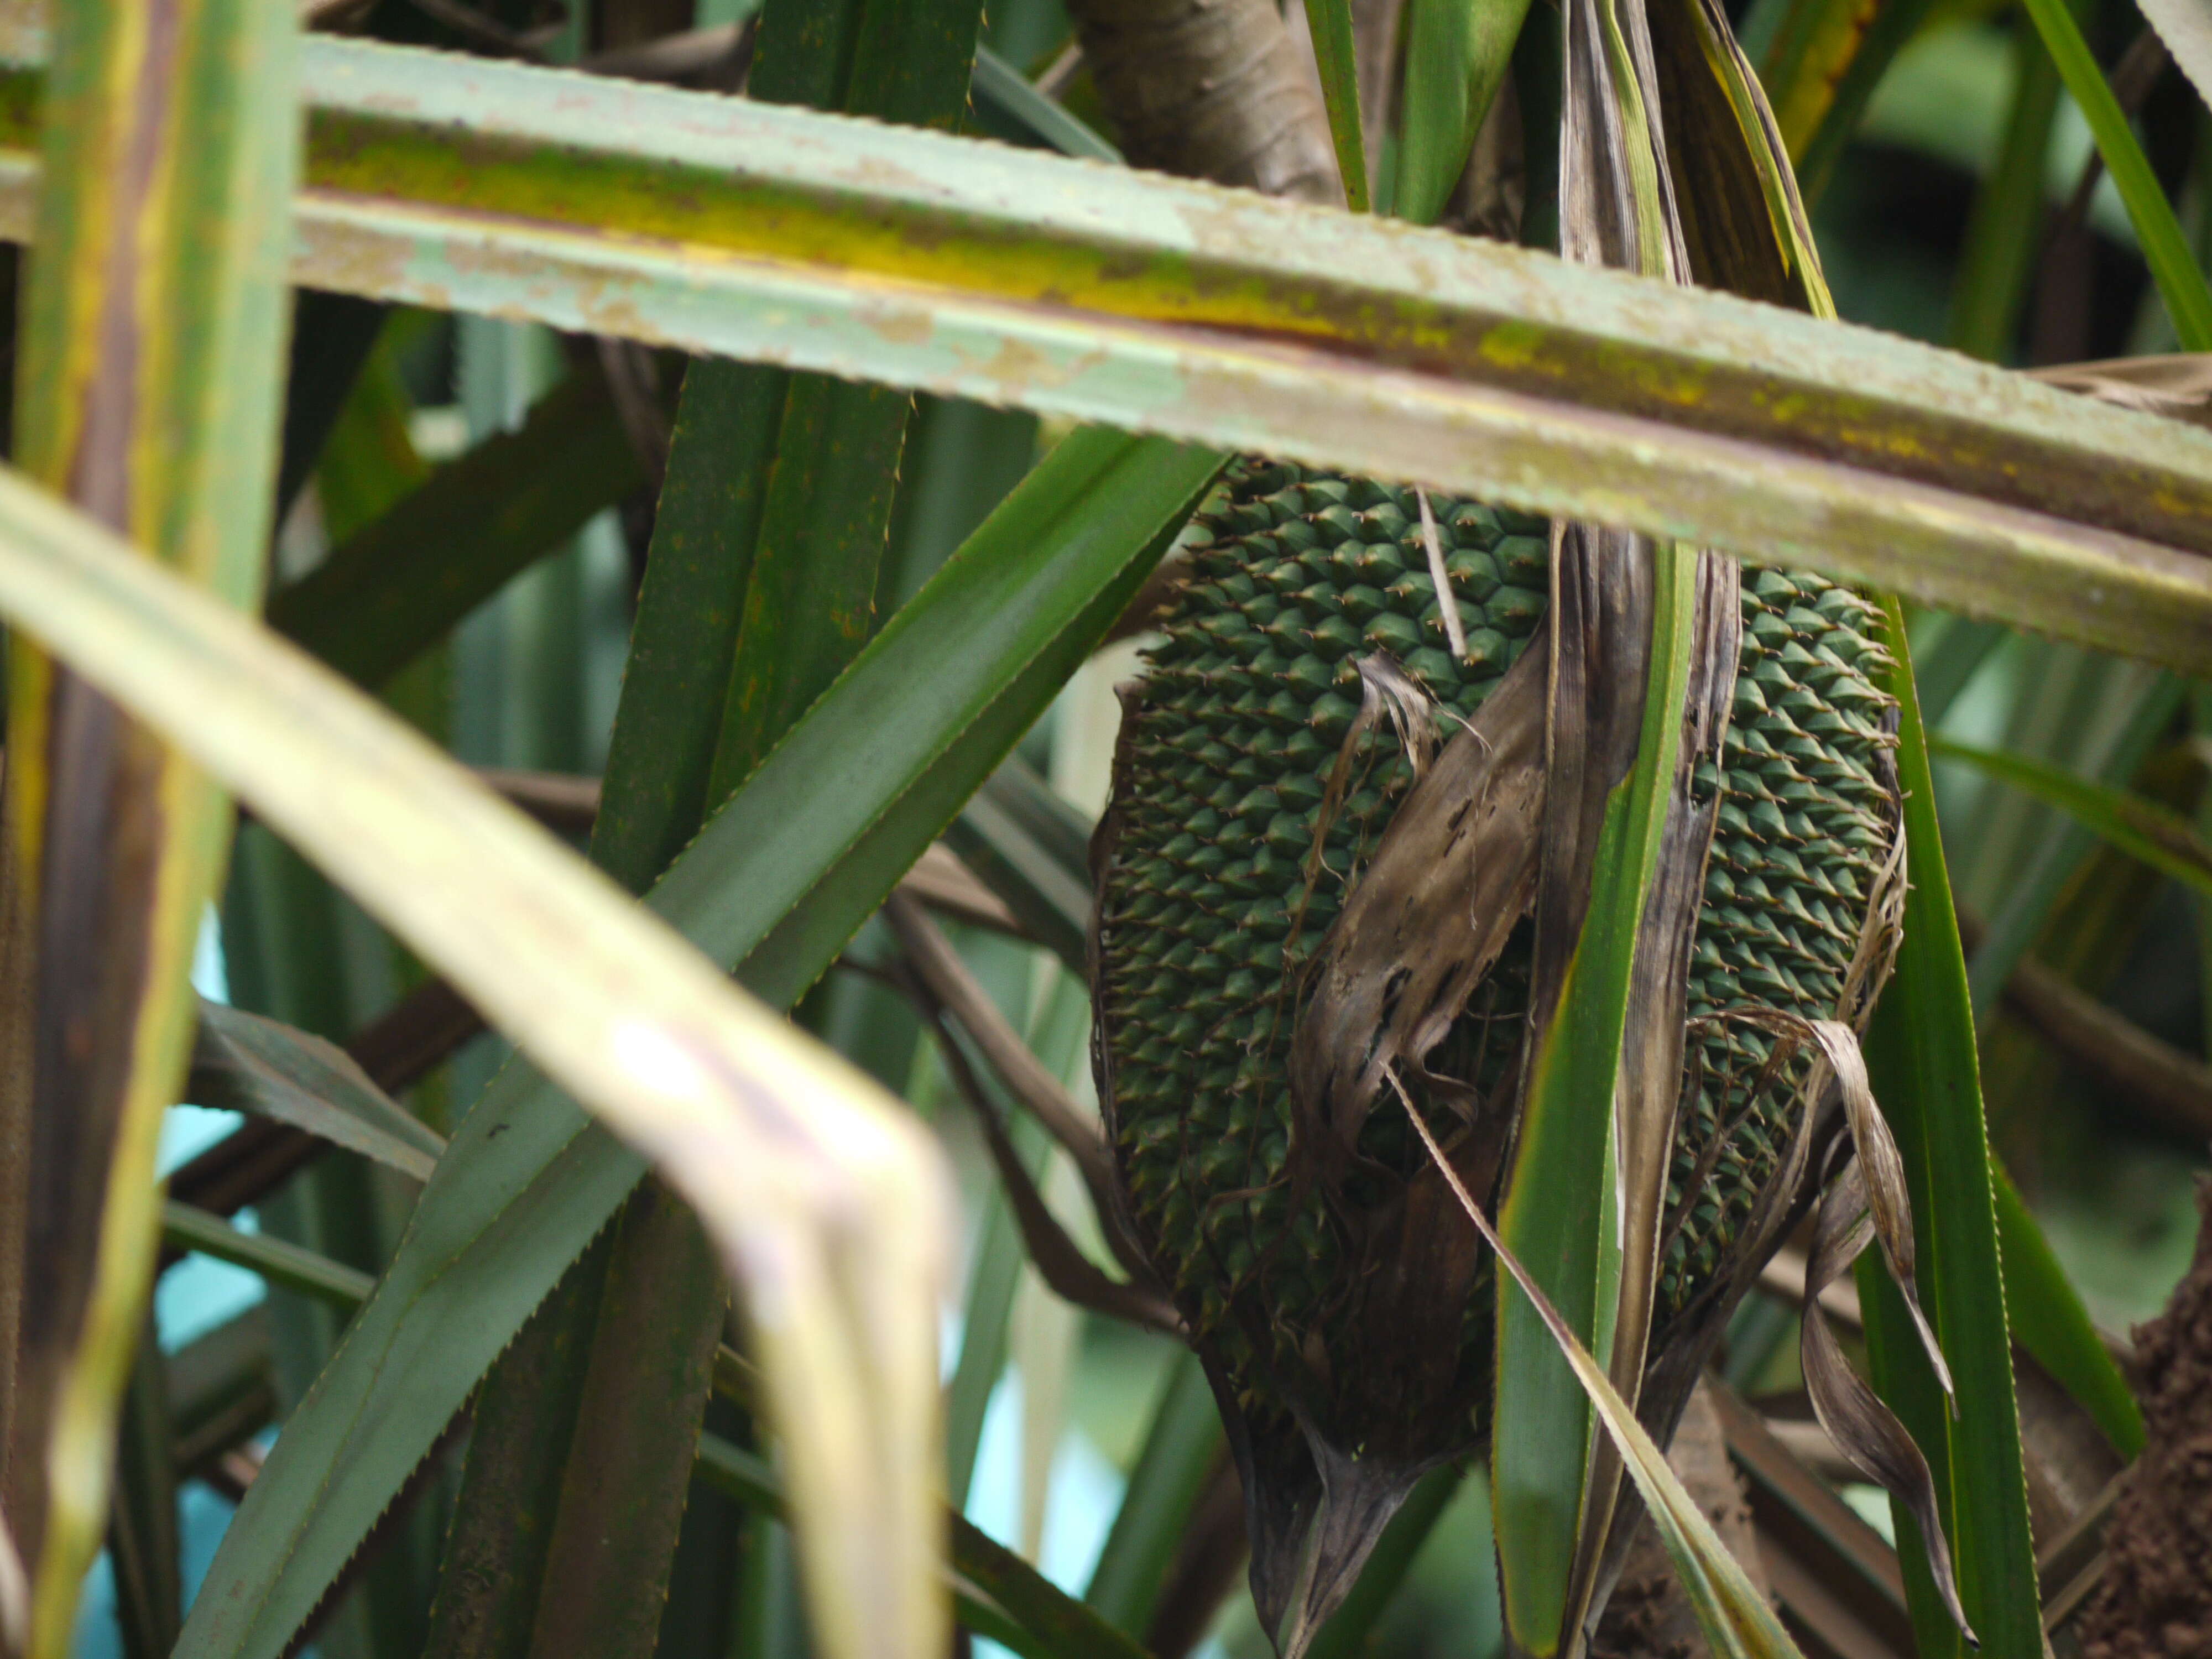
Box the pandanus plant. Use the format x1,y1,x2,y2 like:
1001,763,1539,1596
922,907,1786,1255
0,0,2205,1656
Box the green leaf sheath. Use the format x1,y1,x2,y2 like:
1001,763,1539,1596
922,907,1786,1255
170,429,1224,1659
1861,607,2043,1659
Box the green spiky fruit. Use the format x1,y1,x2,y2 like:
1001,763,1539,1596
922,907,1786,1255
1092,460,1898,1574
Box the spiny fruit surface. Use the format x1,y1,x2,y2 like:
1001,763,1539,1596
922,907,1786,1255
1094,461,1898,1447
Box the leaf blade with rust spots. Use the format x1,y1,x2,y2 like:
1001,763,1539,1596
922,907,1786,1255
0,0,299,1649
3,40,2210,666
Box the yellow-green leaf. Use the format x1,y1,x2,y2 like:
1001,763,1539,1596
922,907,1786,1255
0,462,956,1659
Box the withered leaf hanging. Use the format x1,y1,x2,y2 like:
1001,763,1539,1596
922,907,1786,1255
1083,0,1971,1652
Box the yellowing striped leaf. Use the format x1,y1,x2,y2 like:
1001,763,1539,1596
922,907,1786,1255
0,463,954,1659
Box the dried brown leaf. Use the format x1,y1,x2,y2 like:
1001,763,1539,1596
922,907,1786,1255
2032,354,2212,428
1730,1013,1952,1399
1802,1154,1976,1644
881,893,1161,1293
1288,634,1549,1182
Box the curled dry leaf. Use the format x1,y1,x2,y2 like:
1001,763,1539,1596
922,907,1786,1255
1724,1010,1953,1400
1288,634,1548,1196
2033,355,2212,429
1803,1155,1977,1645
1391,1069,1804,1659
1300,650,1448,896
1698,994,1976,1645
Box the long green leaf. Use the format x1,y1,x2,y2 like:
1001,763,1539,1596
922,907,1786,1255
160,1204,379,1313
692,1434,1141,1659
0,463,957,1659
108,1314,181,1659
1932,732,2212,901
170,428,1223,1659
945,965,1086,1501
952,1514,1154,1659
1991,1162,2144,1458
1860,608,2043,1659
1302,0,1369,211
2015,0,2212,350
2,40,2208,667
943,1115,1048,1503
1404,1092,1804,1659
1493,540,1699,1653
478,10,988,1650
1912,615,2006,727
1082,1350,1225,1634
945,764,1094,975
970,46,1120,163
1959,676,2185,1022
267,369,640,688
1394,0,1533,225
